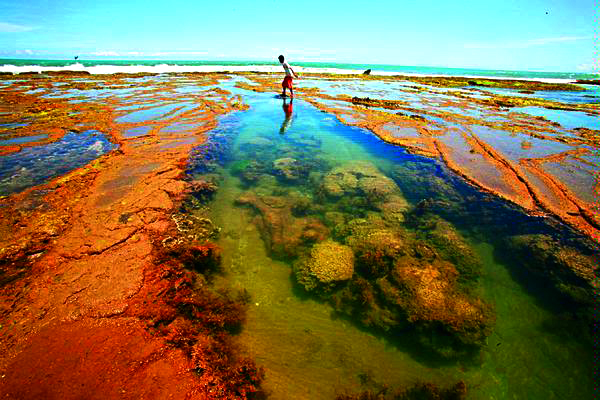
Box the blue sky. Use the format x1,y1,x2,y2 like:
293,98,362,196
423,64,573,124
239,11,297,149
0,0,597,72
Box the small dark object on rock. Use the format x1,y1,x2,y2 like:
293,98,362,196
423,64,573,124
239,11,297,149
47,71,91,76
363,69,371,75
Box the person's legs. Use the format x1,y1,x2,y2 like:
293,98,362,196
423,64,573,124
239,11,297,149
282,76,293,97
290,86,294,98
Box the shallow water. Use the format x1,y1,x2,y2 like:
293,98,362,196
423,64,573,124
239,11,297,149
0,133,48,145
512,106,600,130
475,86,600,104
470,125,573,161
115,103,184,123
187,90,594,399
0,130,115,196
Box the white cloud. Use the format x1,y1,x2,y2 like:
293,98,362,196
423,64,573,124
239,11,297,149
465,36,594,50
90,51,120,56
0,22,37,32
146,51,207,57
86,50,209,57
576,63,598,72
15,49,35,55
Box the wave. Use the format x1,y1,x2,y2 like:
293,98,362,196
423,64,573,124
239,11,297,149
0,60,597,83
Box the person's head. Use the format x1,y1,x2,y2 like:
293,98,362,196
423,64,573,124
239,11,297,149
278,55,284,63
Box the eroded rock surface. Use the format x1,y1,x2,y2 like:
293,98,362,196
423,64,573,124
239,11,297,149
0,74,262,399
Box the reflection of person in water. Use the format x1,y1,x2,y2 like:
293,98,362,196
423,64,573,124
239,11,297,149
279,98,293,134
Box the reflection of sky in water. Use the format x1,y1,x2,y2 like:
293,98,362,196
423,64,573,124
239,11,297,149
543,158,598,203
116,103,183,123
123,125,152,138
511,106,600,130
442,106,485,118
25,88,46,94
296,79,429,103
0,123,28,129
474,86,600,104
579,154,600,173
159,122,205,134
471,125,573,162
174,85,206,94
0,131,116,195
0,134,48,145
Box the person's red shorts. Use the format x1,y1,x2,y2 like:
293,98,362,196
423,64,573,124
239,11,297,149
282,76,293,89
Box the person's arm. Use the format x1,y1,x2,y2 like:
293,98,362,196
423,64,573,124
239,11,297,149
290,66,299,78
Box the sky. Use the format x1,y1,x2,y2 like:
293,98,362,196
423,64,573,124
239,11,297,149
0,0,597,72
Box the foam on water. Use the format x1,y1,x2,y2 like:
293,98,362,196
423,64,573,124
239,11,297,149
2,60,597,83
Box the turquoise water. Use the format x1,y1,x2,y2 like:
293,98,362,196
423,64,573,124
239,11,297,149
1,58,599,80
186,89,595,399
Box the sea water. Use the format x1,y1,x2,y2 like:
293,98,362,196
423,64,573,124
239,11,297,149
187,90,594,399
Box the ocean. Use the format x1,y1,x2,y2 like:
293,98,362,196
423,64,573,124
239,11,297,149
1,59,598,82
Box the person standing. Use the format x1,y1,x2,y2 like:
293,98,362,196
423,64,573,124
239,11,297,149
278,55,298,98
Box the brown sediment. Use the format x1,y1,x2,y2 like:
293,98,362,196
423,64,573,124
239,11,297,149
0,75,262,398
336,380,467,400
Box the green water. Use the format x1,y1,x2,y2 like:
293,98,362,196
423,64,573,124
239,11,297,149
191,92,594,399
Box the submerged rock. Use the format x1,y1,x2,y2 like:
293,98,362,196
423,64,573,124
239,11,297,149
331,217,493,357
388,258,492,346
294,240,355,292
505,234,598,307
235,191,328,258
272,157,304,181
416,215,482,287
321,161,409,215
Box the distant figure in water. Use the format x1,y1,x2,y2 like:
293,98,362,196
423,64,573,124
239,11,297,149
74,55,79,60
278,55,298,98
279,98,293,134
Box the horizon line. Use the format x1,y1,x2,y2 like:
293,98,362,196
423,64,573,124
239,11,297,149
0,57,597,75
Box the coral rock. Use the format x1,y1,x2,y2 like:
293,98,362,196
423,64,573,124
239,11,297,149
294,240,354,291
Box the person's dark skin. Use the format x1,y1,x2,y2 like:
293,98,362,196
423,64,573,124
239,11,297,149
278,55,298,98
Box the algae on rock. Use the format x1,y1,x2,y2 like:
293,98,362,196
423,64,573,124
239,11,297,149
294,240,355,292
